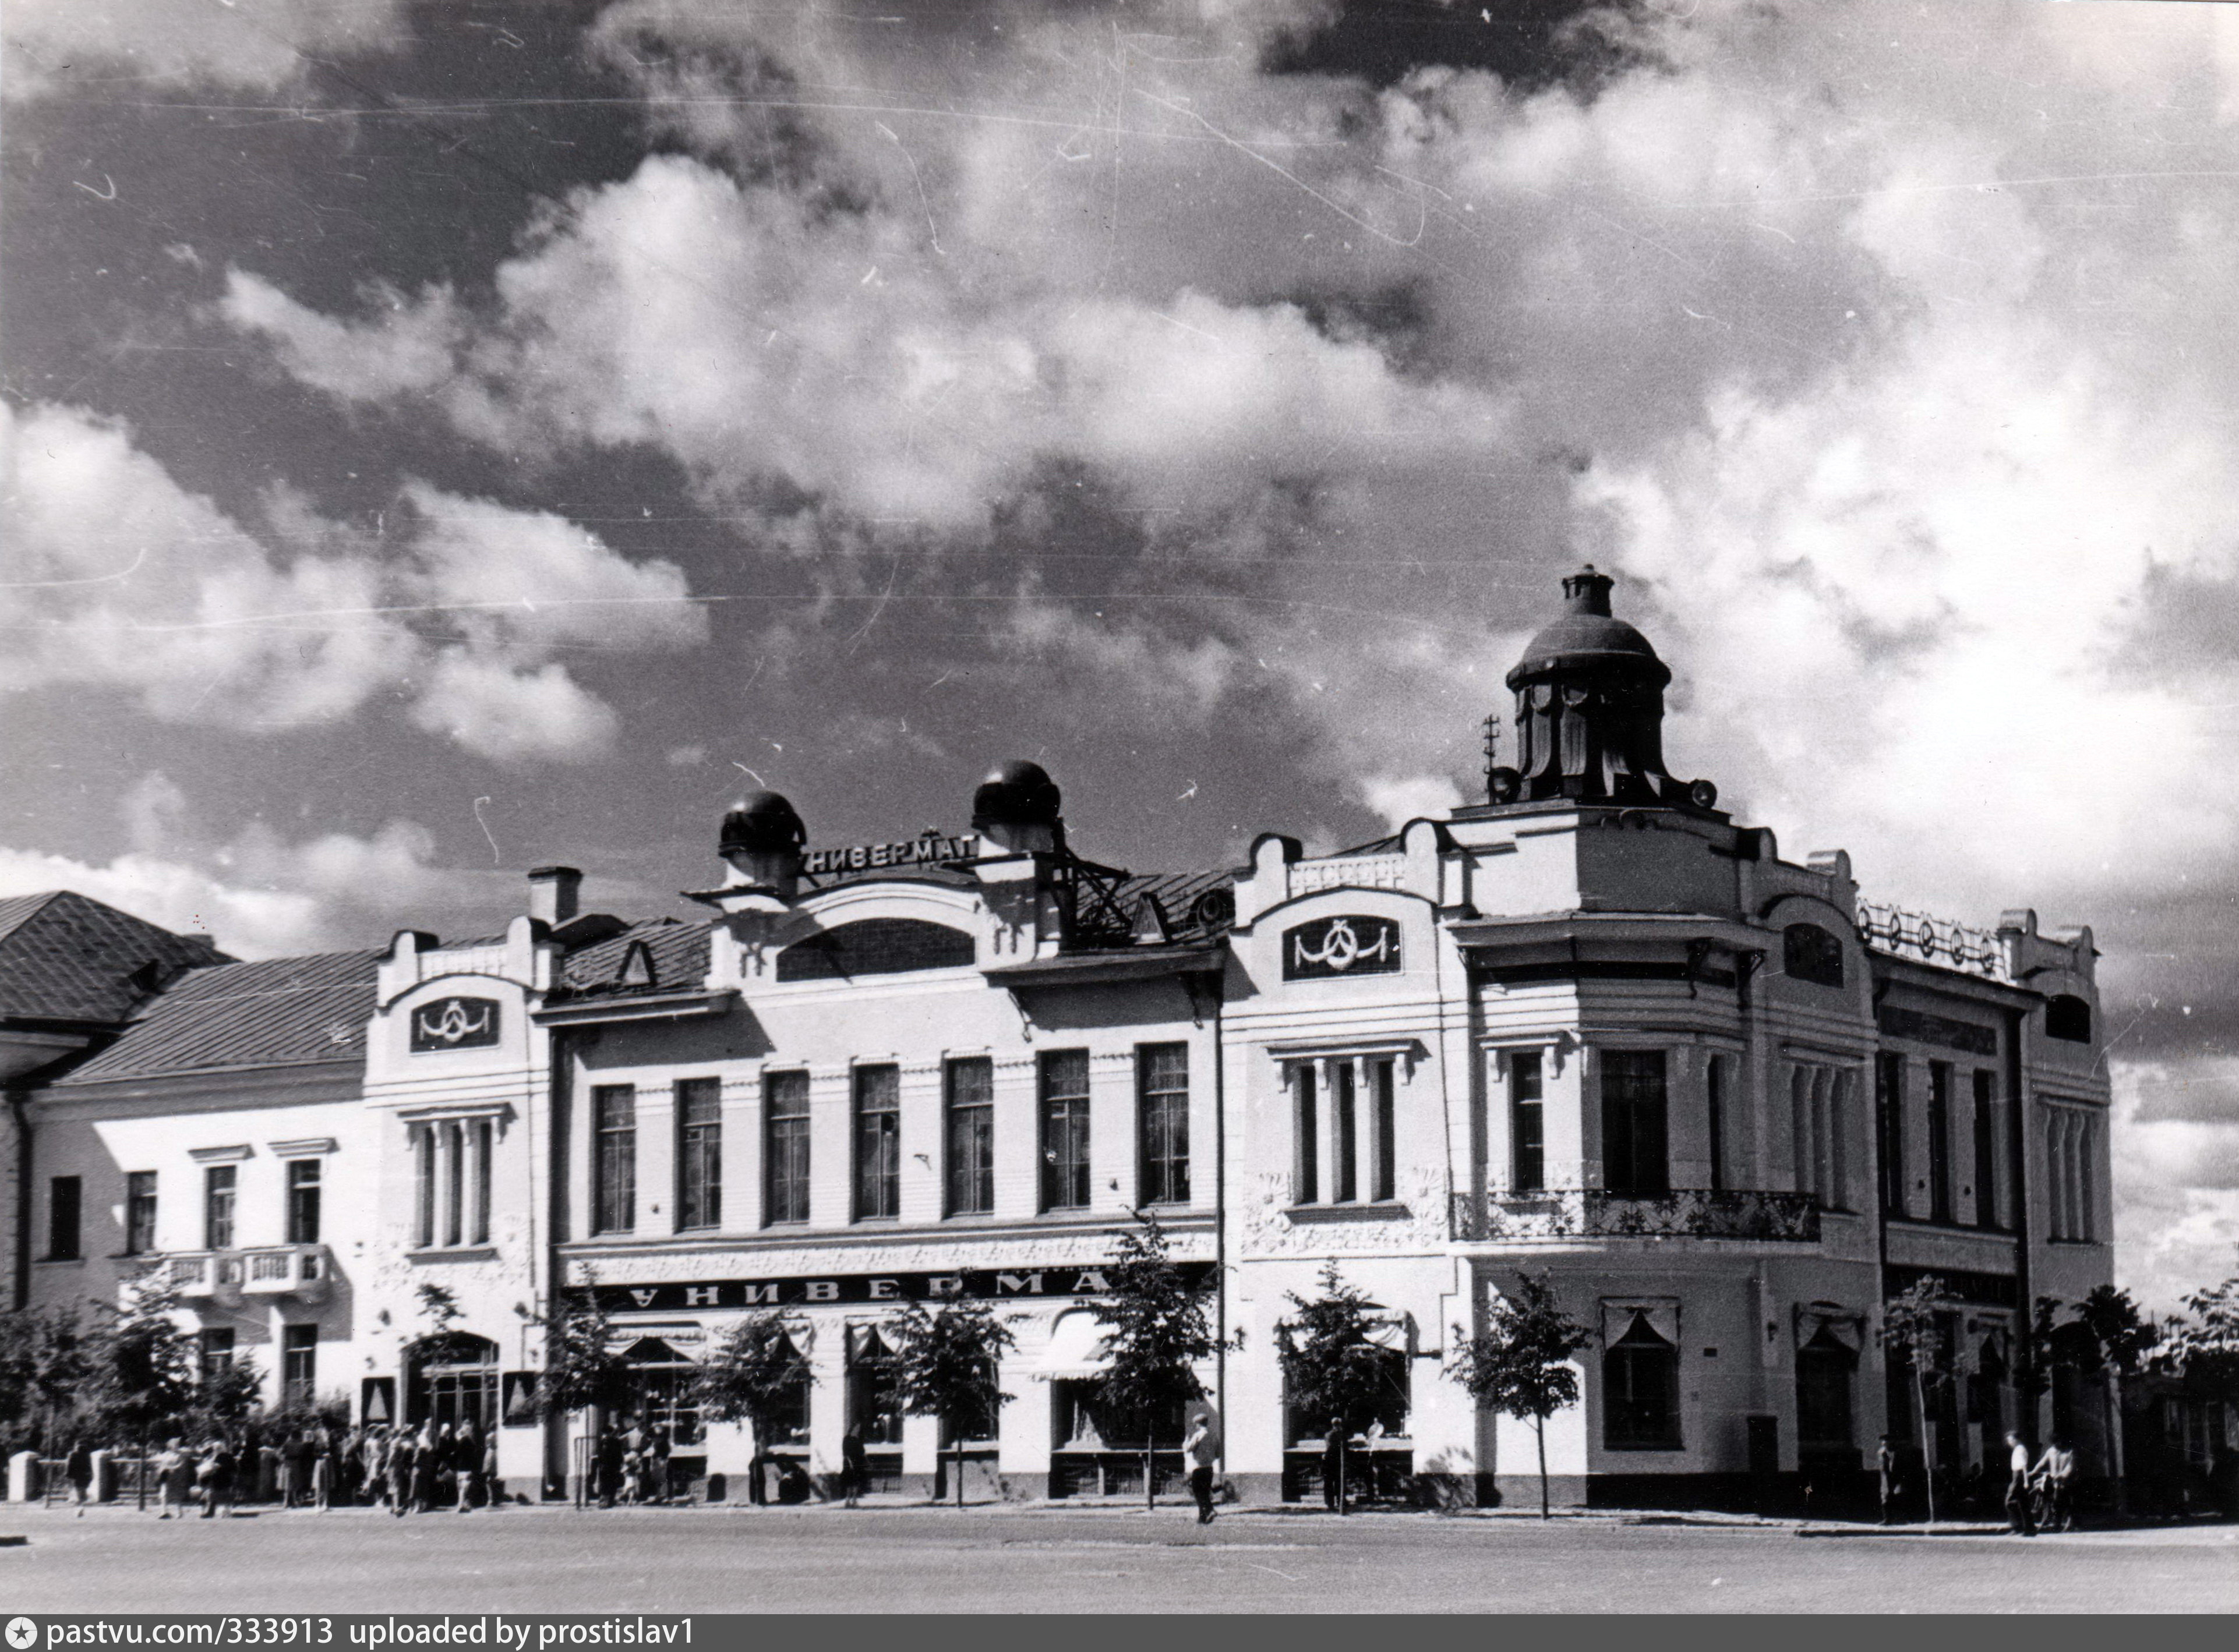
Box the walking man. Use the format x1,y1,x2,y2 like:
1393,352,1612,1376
64,1438,94,1516
1876,1435,1899,1525
840,1428,867,1509
1321,1414,1347,1513
1182,1407,1220,1527
2004,1431,2036,1536
156,1438,188,1520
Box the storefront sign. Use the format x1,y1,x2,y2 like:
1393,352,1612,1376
570,1262,1215,1315
1283,915,1402,980
411,995,501,1052
801,832,978,876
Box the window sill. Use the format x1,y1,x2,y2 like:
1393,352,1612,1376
408,1246,497,1263
1283,1202,1410,1222
1602,1442,1686,1455
35,1255,83,1266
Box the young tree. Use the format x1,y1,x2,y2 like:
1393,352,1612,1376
85,1278,197,1509
693,1308,810,1488
1276,1262,1406,1515
1092,1208,1232,1510
529,1293,631,1504
1880,1276,1961,1526
0,1304,90,1455
2071,1284,2155,1515
885,1297,1015,1507
1446,1272,1592,1519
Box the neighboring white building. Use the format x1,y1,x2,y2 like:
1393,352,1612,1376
8,568,2116,1508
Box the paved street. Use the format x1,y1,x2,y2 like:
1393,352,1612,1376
3,1504,2233,1614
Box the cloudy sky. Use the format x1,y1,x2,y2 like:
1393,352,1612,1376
4,0,2236,1306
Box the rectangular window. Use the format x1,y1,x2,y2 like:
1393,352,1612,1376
1876,1053,1906,1217
1293,1063,1319,1204
1972,1071,2000,1230
853,1065,901,1221
125,1171,158,1256
1926,1062,1953,1223
592,1085,637,1235
764,1071,811,1225
1038,1050,1091,1212
1333,1059,1358,1202
1705,1055,1728,1193
1138,1043,1190,1206
443,1121,465,1248
198,1327,235,1388
1371,1058,1396,1204
677,1077,723,1230
1599,1050,1669,1198
945,1057,995,1216
203,1164,236,1251
47,1175,81,1261
470,1118,492,1246
413,1127,435,1247
1511,1051,1545,1193
282,1324,317,1409
285,1160,322,1245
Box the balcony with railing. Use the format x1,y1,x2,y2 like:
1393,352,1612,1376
136,1244,333,1304
1450,1188,1821,1244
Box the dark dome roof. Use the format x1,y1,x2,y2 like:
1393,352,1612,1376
972,759,1062,829
1507,564,1668,685
720,791,806,856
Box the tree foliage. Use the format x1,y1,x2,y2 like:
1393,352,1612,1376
1092,1208,1231,1508
1446,1272,1591,1518
693,1309,809,1444
1880,1276,1960,1524
2155,1273,2239,1407
531,1294,631,1418
886,1297,1015,1506
0,1304,91,1450
1276,1262,1405,1514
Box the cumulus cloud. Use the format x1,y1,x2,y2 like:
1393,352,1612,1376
0,402,706,763
1,0,409,101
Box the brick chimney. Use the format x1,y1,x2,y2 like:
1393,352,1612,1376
527,865,582,928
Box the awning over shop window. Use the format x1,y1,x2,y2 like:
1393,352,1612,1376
1600,1298,1679,1347
1792,1303,1864,1354
605,1324,704,1360
1362,1316,1412,1353
1034,1310,1113,1381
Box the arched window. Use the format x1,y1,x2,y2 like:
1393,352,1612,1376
407,1332,499,1434
1604,1313,1681,1451
1784,922,1845,988
775,918,975,982
2045,995,2092,1043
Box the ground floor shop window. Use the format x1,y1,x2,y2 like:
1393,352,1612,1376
1796,1329,1857,1459
1050,1382,1189,1498
1604,1313,1682,1451
1279,1347,1412,1504
407,1333,500,1433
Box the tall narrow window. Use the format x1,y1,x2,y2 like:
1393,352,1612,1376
443,1121,465,1248
1705,1055,1727,1193
945,1057,995,1216
286,1160,322,1245
1511,1051,1545,1193
1604,1314,1682,1450
203,1164,236,1251
1138,1043,1190,1206
198,1327,235,1387
1876,1052,1906,1217
414,1129,435,1247
125,1171,157,1256
592,1085,637,1235
1371,1057,1397,1203
854,1065,901,1221
764,1071,811,1225
1926,1062,1953,1223
1600,1050,1669,1198
1333,1059,1358,1202
282,1324,317,1408
1972,1071,2000,1230
47,1176,81,1261
677,1077,723,1230
1293,1063,1319,1204
2075,1113,2097,1242
1038,1050,1091,1212
469,1118,492,1245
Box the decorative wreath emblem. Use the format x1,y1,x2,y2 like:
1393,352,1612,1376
1283,915,1401,981
410,995,501,1052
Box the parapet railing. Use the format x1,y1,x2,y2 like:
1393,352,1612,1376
1450,1188,1822,1243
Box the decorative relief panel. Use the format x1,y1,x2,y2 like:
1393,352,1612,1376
410,996,502,1052
1282,914,1402,980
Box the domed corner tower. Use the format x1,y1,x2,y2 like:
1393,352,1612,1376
971,759,1066,855
1486,564,1719,812
718,790,808,897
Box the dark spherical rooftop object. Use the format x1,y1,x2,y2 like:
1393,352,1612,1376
972,759,1062,830
720,790,807,857
1507,563,1668,688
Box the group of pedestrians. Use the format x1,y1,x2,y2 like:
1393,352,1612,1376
360,1420,500,1515
2004,1431,2076,1534
589,1420,674,1507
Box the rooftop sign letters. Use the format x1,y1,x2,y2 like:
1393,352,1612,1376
801,831,979,877
570,1263,1215,1314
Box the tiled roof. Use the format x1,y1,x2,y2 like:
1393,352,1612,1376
551,918,713,1001
0,890,231,1025
54,950,379,1085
